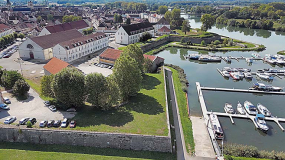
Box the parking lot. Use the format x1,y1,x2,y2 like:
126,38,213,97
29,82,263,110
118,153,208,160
0,89,76,126
74,56,113,77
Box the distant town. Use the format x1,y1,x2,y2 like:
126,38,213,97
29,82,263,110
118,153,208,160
0,0,285,160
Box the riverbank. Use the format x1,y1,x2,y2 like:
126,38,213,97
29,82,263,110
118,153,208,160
277,50,285,55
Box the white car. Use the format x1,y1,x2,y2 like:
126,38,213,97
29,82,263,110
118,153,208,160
49,105,57,112
61,118,69,128
4,116,16,124
3,97,11,104
19,117,30,125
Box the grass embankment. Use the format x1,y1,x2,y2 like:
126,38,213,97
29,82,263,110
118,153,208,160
277,50,285,55
173,29,214,38
167,67,195,154
225,156,270,160
0,142,175,160
71,72,168,135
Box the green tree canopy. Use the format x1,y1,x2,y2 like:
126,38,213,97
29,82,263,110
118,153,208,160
13,79,30,97
41,75,54,98
113,55,142,101
1,70,23,89
201,14,216,31
157,6,168,14
52,68,85,108
181,20,190,34
121,44,144,72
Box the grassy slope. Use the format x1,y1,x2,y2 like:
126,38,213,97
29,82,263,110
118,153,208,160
71,72,168,136
0,142,175,160
168,67,195,154
225,156,270,160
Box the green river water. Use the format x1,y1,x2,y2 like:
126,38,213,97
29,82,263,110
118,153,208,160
156,15,285,151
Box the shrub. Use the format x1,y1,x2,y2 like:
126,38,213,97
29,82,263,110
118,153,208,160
1,70,23,89
201,40,206,46
13,79,30,97
214,40,220,45
164,64,188,93
26,121,32,128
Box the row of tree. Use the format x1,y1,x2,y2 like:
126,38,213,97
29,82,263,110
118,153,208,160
0,68,30,98
0,32,25,47
62,15,82,23
114,14,123,23
164,8,184,29
105,2,147,11
41,44,153,110
83,27,93,35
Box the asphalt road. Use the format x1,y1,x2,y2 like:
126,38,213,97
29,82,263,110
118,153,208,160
166,69,187,160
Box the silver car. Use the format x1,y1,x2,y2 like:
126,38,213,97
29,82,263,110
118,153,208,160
4,116,16,124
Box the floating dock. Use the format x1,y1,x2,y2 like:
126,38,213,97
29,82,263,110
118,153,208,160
200,86,285,95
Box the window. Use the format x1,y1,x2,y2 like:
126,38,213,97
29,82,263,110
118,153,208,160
27,44,33,49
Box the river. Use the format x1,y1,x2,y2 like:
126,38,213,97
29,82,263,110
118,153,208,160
156,15,285,151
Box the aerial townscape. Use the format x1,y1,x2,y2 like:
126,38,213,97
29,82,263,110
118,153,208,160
1,0,285,159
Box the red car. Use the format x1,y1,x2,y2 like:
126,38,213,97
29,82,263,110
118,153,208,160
69,120,76,128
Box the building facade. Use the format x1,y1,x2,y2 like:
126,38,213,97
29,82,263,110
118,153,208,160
0,24,13,38
53,32,108,63
115,22,154,45
153,17,171,33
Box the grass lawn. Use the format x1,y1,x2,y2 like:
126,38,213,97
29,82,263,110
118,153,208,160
24,78,54,101
167,67,195,154
0,142,175,160
71,72,168,136
225,155,270,160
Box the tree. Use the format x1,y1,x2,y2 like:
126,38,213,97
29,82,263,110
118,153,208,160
18,33,25,39
201,14,215,31
157,5,168,14
114,14,118,23
121,44,144,72
201,40,206,46
144,58,153,73
181,20,190,34
13,79,30,97
139,32,152,42
52,68,85,108
1,70,23,89
37,16,42,23
113,55,142,101
41,75,54,98
47,14,54,21
164,11,172,22
118,15,123,23
62,15,82,23
103,75,120,110
268,11,277,19
126,18,131,24
85,73,108,107
281,16,285,24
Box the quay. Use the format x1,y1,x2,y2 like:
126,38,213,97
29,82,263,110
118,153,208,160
200,86,285,95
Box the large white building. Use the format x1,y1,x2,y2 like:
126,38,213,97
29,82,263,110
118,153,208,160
53,32,108,63
115,22,154,45
19,29,83,60
0,24,14,38
39,20,90,36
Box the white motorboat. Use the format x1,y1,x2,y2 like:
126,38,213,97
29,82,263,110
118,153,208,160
222,70,230,77
236,68,251,72
238,72,245,78
256,73,274,80
257,103,272,117
244,72,253,79
237,101,246,115
251,82,283,92
244,101,258,115
264,58,277,65
224,103,235,114
230,72,240,80
246,58,253,63
209,113,224,140
189,54,200,60
252,53,260,58
254,114,269,132
224,56,231,63
199,56,221,62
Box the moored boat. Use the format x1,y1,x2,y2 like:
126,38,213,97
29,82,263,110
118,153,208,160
256,73,274,80
246,58,253,63
250,82,283,92
244,101,258,115
257,103,272,117
230,72,240,80
209,113,224,140
224,103,235,114
254,114,269,133
252,53,261,58
189,54,200,60
199,55,221,62
222,70,230,77
244,72,253,79
237,101,246,115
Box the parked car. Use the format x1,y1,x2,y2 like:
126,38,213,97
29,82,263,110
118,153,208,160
28,118,37,124
94,63,97,66
66,108,76,112
69,120,76,128
39,120,48,127
108,66,112,69
44,101,51,106
47,120,55,127
61,118,69,128
3,53,11,58
19,117,30,125
0,103,9,110
3,97,11,104
48,105,57,112
53,120,61,127
4,116,16,124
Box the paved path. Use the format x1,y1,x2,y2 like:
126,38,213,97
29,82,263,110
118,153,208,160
165,68,188,160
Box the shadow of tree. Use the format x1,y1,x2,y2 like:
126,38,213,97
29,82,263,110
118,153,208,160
141,74,161,90
18,95,35,103
74,107,134,127
126,93,164,115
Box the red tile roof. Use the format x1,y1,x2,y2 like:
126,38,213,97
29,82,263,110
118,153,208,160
0,24,10,32
44,20,89,34
143,54,156,61
99,48,123,61
31,29,82,49
158,26,171,32
43,57,70,74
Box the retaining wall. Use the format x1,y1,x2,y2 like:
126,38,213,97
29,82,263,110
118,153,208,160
0,125,172,152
